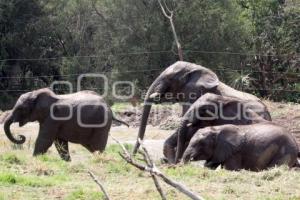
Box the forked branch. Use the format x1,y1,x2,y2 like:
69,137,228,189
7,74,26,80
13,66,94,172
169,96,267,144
113,136,204,200
158,0,183,61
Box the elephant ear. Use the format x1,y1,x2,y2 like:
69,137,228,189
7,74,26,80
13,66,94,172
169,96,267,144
197,69,219,89
184,69,219,89
23,91,38,111
32,89,56,111
212,126,243,163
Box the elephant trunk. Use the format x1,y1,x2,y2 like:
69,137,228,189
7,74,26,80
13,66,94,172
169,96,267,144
133,103,152,154
4,113,26,144
133,78,163,154
175,119,190,163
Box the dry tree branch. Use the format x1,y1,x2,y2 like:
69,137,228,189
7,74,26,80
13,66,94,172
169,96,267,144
158,0,173,19
158,0,183,61
111,135,166,199
114,136,204,200
138,140,167,200
88,171,110,200
163,0,172,14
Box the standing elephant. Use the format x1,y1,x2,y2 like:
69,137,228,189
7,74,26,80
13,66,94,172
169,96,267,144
3,88,128,161
163,93,271,163
133,61,265,153
182,123,300,171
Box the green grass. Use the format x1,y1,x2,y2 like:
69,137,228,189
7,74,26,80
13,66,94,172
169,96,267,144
0,145,299,200
0,172,57,187
65,188,104,200
0,153,25,165
111,102,133,112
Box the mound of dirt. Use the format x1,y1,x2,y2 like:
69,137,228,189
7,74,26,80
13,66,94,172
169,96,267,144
115,106,181,130
264,101,300,144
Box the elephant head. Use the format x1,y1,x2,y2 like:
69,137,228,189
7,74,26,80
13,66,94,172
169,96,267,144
4,88,57,144
172,94,221,162
183,125,243,165
133,61,219,153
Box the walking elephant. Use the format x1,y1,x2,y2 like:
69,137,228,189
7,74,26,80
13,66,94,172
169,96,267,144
133,61,266,153
3,88,128,161
182,123,300,171
163,93,271,163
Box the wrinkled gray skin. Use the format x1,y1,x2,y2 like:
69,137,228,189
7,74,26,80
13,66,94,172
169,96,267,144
4,88,128,161
163,93,272,163
182,123,300,171
133,61,263,153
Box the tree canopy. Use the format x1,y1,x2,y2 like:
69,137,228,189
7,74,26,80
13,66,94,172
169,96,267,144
0,0,299,109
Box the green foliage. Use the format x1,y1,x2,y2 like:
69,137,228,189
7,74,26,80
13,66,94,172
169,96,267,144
0,172,55,187
0,0,299,108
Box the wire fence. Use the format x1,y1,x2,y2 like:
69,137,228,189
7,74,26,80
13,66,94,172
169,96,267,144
0,50,299,94
0,49,300,63
0,71,299,92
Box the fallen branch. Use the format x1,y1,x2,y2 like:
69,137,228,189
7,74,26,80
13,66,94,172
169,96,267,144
88,171,110,200
111,135,166,199
138,139,166,200
114,136,204,200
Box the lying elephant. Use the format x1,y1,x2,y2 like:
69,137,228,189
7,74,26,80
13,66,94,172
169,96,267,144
182,123,300,171
4,88,128,161
134,61,263,153
163,93,271,163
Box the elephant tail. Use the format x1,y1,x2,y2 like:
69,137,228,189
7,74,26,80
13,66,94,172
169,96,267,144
112,115,129,127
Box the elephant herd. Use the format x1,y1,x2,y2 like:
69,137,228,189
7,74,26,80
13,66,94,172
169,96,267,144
3,61,300,171
134,61,300,171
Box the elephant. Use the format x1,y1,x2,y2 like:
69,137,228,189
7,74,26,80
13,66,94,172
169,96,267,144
3,88,128,161
182,123,300,171
133,61,263,153
163,93,271,163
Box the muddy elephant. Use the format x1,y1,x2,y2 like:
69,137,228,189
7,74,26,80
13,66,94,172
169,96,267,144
182,123,300,171
133,61,263,153
163,93,271,163
4,88,128,161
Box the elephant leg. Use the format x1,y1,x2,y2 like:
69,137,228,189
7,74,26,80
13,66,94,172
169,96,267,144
267,153,294,169
54,139,71,161
82,144,94,152
175,125,200,163
33,118,58,157
92,128,109,153
204,161,220,169
163,132,178,164
82,128,110,153
33,136,54,156
223,154,242,171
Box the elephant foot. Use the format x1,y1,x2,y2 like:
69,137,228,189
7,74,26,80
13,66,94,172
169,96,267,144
61,155,71,162
204,161,220,169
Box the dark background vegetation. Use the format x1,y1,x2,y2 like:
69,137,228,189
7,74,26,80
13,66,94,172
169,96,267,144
0,0,299,110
